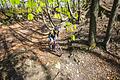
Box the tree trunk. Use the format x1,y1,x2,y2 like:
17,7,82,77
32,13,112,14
89,0,99,50
77,0,80,24
67,2,76,21
72,0,76,12
45,0,55,27
47,9,55,27
103,0,120,50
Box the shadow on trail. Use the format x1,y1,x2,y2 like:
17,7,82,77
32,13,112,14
72,45,120,75
90,50,120,75
30,51,53,80
55,35,120,76
6,23,120,78
0,36,52,80
0,34,24,80
0,55,24,80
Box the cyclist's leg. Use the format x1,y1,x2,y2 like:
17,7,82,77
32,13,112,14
57,31,59,37
49,37,53,50
52,40,56,51
49,42,52,50
53,35,57,50
51,38,56,50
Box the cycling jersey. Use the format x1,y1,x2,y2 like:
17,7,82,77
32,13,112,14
48,32,55,42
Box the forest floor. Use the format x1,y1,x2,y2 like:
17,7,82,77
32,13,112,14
0,17,120,80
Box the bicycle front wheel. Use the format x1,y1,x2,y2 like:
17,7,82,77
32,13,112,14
55,44,63,57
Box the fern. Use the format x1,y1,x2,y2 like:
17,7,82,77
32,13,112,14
73,24,77,30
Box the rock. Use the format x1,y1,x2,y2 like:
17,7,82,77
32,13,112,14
55,62,61,69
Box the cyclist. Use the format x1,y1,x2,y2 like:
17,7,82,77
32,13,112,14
48,26,60,50
48,31,55,50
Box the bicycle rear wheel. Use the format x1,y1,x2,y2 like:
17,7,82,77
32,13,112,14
55,44,63,57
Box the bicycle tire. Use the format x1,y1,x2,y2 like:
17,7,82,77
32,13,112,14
55,44,63,57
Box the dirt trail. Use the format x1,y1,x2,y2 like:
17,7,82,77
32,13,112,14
0,21,120,80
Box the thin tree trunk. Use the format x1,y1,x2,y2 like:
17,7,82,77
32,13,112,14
41,12,51,31
45,0,55,27
89,0,99,50
47,8,55,27
67,2,76,20
77,0,80,24
72,0,75,12
56,0,59,6
103,0,120,50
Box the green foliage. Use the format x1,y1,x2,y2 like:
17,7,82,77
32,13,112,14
10,0,20,5
65,22,73,32
66,27,69,32
56,8,61,12
33,2,37,8
28,8,32,13
15,8,26,14
27,0,33,8
26,0,31,8
53,13,61,19
73,24,77,30
1,0,81,25
61,7,68,13
70,35,76,41
70,27,74,32
40,1,46,7
65,22,72,26
61,0,70,2
6,12,13,16
1,0,6,6
10,0,15,5
27,0,37,9
15,0,20,4
28,13,34,20
74,12,78,19
67,0,70,2
67,11,71,18
60,7,71,18
65,22,77,32
36,6,42,13
48,0,54,4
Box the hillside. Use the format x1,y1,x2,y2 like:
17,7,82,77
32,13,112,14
0,16,120,80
